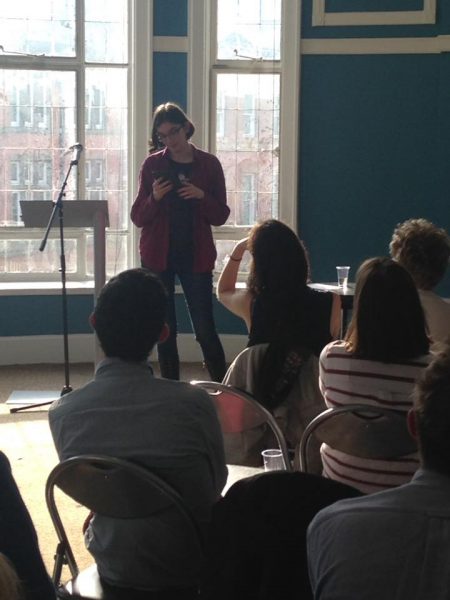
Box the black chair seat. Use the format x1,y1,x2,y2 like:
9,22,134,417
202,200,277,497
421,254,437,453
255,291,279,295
46,456,204,599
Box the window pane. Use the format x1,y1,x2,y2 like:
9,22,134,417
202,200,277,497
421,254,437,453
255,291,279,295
217,0,281,60
0,238,77,274
216,73,280,226
85,0,128,63
85,68,128,230
0,70,76,226
0,0,76,57
215,239,252,276
85,232,128,278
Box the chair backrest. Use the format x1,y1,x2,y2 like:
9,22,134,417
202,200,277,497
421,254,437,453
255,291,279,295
45,455,204,579
191,381,292,471
299,404,417,472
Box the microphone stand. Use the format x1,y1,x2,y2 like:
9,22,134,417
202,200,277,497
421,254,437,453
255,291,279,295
11,151,80,412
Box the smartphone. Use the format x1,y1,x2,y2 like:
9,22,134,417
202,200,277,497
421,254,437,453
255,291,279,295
152,170,182,189
152,169,170,182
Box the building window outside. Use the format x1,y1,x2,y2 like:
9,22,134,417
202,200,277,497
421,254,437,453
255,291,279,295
211,0,282,273
0,0,129,281
86,86,105,131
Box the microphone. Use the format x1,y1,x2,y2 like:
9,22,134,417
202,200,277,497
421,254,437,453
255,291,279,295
64,143,83,164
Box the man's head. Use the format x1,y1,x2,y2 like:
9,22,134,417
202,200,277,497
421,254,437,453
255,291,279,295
92,268,168,362
389,218,450,290
408,345,450,476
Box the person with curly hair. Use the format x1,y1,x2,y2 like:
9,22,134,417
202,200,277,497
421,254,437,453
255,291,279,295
390,218,450,351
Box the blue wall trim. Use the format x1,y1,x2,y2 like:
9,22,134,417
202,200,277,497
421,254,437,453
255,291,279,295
0,296,94,336
326,0,424,12
153,53,187,110
0,294,247,337
154,0,188,37
301,0,450,38
299,52,450,295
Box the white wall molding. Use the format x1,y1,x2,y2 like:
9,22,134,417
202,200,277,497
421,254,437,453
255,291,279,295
130,0,153,269
0,334,247,366
188,0,210,149
279,0,302,230
301,35,450,55
312,0,436,27
153,36,189,53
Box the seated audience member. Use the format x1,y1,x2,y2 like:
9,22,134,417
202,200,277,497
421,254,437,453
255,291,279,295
48,268,227,592
308,346,450,600
217,220,341,450
199,471,362,600
319,257,431,493
0,451,56,600
389,218,450,351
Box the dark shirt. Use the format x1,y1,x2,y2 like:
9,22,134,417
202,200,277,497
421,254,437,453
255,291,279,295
0,451,56,600
200,471,361,600
167,159,194,272
248,287,333,357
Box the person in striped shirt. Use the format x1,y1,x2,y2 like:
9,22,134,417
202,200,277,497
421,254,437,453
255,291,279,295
319,257,431,493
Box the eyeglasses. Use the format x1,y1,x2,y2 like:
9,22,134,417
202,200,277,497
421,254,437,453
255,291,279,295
157,125,183,143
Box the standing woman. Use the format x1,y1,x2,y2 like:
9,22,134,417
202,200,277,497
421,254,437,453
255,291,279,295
131,102,230,380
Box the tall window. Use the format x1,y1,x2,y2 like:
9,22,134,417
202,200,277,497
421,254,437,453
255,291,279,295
190,0,299,276
0,0,129,280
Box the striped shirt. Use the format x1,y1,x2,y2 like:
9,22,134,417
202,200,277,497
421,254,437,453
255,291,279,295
318,340,431,494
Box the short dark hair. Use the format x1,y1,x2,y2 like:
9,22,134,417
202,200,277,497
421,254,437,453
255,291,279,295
93,268,167,362
414,345,450,476
149,102,195,152
389,218,450,290
345,257,429,361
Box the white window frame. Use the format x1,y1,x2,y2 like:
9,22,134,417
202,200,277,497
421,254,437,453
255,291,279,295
85,85,106,130
10,161,20,185
242,93,257,138
242,173,257,225
188,0,301,239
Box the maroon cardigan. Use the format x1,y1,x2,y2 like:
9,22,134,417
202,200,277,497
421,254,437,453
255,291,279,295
131,145,230,273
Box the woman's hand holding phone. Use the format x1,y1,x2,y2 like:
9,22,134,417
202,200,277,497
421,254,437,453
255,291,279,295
152,175,173,201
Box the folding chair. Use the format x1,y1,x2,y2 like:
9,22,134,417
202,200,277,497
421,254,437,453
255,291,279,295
45,455,204,599
191,381,292,471
298,404,417,472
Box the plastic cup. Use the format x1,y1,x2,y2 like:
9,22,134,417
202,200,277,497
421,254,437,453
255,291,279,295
261,449,285,471
336,266,350,288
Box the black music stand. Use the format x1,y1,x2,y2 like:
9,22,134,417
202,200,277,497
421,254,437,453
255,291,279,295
7,200,109,413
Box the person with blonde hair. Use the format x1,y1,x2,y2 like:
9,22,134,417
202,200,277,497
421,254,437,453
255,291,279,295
390,218,450,351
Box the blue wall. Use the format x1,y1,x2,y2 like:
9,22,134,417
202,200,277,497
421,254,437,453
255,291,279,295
299,1,450,296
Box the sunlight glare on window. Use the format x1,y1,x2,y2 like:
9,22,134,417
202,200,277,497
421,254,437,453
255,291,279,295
217,0,281,60
0,0,75,57
85,0,128,63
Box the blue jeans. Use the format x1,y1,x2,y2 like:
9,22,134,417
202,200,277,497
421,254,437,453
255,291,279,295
156,270,226,382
